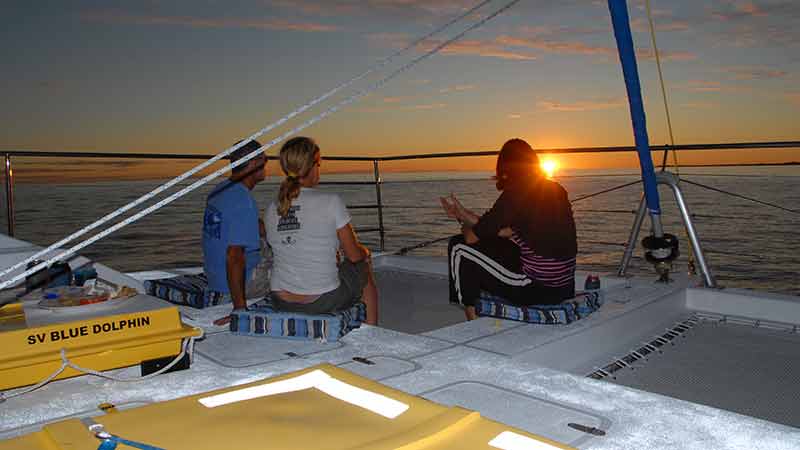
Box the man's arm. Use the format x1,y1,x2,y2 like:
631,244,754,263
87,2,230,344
337,223,369,263
225,245,247,310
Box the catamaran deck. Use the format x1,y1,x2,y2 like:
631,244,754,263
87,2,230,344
1,235,799,449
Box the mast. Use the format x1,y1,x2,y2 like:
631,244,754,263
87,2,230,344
607,0,664,238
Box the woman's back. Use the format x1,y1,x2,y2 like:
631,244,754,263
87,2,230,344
265,187,351,295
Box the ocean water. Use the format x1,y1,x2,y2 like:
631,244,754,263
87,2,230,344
4,168,799,296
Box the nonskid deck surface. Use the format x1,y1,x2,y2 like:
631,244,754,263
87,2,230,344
1,251,800,449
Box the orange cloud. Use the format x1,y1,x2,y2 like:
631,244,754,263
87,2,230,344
81,11,339,32
787,93,800,106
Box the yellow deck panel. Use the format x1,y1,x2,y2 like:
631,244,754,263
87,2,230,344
0,364,574,450
0,306,201,390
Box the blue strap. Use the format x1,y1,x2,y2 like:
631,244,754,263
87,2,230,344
96,435,165,450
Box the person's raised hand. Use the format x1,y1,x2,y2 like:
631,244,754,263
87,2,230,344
439,195,458,219
450,194,469,219
498,227,513,238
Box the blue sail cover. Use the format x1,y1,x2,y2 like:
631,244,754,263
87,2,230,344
608,0,661,215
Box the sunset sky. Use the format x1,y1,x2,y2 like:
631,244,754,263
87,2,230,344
2,0,799,180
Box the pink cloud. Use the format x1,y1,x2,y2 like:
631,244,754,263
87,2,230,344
636,48,697,62
498,34,696,62
712,1,770,21
408,103,447,110
439,84,477,93
369,33,536,61
737,2,768,17
681,101,719,109
382,96,404,103
268,0,478,19
725,66,788,80
81,10,339,32
631,18,691,33
686,80,724,92
425,39,536,61
537,98,626,112
497,35,612,56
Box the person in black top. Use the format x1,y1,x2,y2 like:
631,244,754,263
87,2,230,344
441,138,577,320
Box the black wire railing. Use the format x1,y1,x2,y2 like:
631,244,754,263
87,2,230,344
2,140,798,255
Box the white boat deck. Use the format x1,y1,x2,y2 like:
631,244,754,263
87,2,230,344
1,236,800,449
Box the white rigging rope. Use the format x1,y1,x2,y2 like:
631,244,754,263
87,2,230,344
0,0,502,290
0,0,522,291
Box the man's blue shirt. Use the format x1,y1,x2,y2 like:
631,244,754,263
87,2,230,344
202,180,260,294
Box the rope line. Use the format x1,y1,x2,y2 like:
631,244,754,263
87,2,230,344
0,336,198,403
681,179,799,215
645,0,679,178
394,235,454,255
570,180,642,203
0,0,522,290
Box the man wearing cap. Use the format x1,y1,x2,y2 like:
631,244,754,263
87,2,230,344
202,140,270,325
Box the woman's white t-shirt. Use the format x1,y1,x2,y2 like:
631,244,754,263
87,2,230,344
265,188,351,295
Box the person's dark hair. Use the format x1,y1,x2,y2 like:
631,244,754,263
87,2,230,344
229,139,263,174
495,138,540,191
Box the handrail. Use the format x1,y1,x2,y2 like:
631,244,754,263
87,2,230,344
2,140,799,161
2,139,798,258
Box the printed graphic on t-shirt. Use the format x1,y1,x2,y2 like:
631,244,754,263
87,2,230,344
277,205,301,232
203,205,222,239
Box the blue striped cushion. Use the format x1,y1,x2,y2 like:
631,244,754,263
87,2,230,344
230,299,367,342
476,290,604,324
144,273,229,309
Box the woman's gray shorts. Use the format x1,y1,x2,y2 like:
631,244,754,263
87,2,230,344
271,260,368,314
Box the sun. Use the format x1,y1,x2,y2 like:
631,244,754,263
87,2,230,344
540,158,559,178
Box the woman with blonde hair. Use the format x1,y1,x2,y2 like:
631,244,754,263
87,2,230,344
264,136,378,324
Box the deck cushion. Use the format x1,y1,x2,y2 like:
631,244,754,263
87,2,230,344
143,273,229,309
476,289,604,324
230,299,367,342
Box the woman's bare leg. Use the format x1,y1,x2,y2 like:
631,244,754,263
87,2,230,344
465,305,477,321
362,263,379,325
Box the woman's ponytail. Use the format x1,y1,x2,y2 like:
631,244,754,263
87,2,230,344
276,137,319,218
278,176,301,217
